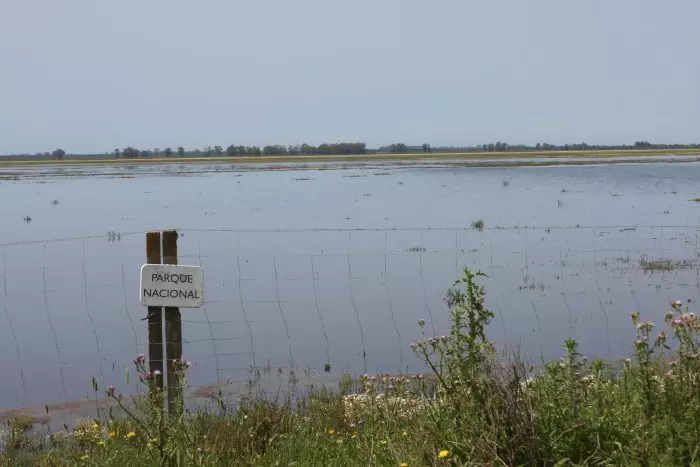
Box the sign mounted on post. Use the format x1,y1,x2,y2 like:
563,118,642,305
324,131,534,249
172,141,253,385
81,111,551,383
140,264,204,308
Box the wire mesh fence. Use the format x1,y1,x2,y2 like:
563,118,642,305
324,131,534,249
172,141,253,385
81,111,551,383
0,224,699,410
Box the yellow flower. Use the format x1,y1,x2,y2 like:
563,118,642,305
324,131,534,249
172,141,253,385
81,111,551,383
402,431,407,436
400,463,409,467
96,440,104,446
80,454,89,460
91,423,99,430
149,438,158,444
379,440,388,445
438,449,449,458
126,431,136,439
351,433,357,439
108,431,116,438
336,438,344,444
327,429,335,435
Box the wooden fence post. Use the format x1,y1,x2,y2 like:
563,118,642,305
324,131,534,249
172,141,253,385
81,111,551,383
163,230,183,414
146,232,164,396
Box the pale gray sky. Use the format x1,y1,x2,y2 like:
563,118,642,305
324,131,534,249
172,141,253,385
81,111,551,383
1,0,698,154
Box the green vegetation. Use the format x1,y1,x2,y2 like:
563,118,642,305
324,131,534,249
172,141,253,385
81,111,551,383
2,270,700,466
640,255,695,272
471,219,485,231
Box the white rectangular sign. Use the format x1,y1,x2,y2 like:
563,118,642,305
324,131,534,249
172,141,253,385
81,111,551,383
140,264,204,308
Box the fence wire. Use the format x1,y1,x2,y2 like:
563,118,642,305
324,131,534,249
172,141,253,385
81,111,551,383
0,225,698,410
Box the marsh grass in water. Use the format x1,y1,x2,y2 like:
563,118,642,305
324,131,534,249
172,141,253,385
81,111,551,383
471,219,485,231
640,255,696,272
2,270,700,466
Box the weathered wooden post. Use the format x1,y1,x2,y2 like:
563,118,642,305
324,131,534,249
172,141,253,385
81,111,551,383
145,232,164,395
163,230,183,414
141,230,202,416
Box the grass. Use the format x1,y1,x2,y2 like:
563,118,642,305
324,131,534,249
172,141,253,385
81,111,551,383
471,219,485,231
640,255,695,272
2,269,700,466
1,148,700,169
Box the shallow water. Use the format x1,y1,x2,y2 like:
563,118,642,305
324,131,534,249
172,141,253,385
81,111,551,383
1,161,699,410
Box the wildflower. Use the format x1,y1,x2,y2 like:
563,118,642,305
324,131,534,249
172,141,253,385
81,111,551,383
664,311,674,322
672,300,683,308
97,440,104,446
106,384,115,397
410,342,418,350
438,449,449,458
91,422,99,430
126,431,136,439
402,431,407,436
624,358,631,366
135,353,146,364
196,447,202,453
656,331,667,344
328,429,335,435
153,370,161,376
380,440,388,445
400,463,409,467
351,433,357,439
336,438,344,444
418,319,425,328
148,438,158,445
81,454,89,460
108,431,116,438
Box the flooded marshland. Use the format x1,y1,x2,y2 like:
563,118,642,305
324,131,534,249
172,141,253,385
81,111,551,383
1,159,699,411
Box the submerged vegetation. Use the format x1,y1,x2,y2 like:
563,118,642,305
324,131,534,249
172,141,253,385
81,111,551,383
640,255,696,272
2,269,700,465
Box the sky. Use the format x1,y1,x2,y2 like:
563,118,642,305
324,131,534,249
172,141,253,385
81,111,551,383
1,0,699,154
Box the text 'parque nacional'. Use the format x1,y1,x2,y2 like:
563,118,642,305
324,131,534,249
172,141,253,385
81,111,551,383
139,264,204,308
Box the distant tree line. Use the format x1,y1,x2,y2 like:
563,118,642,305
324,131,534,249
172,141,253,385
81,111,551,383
115,142,367,158
23,140,700,161
424,141,700,153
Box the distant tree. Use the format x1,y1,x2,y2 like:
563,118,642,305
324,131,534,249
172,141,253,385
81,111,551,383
122,147,139,159
422,143,432,153
261,145,287,156
52,148,66,160
177,146,185,157
389,143,407,154
250,146,262,156
114,148,121,159
164,147,173,158
213,145,223,156
140,150,150,158
226,145,237,156
153,148,160,157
